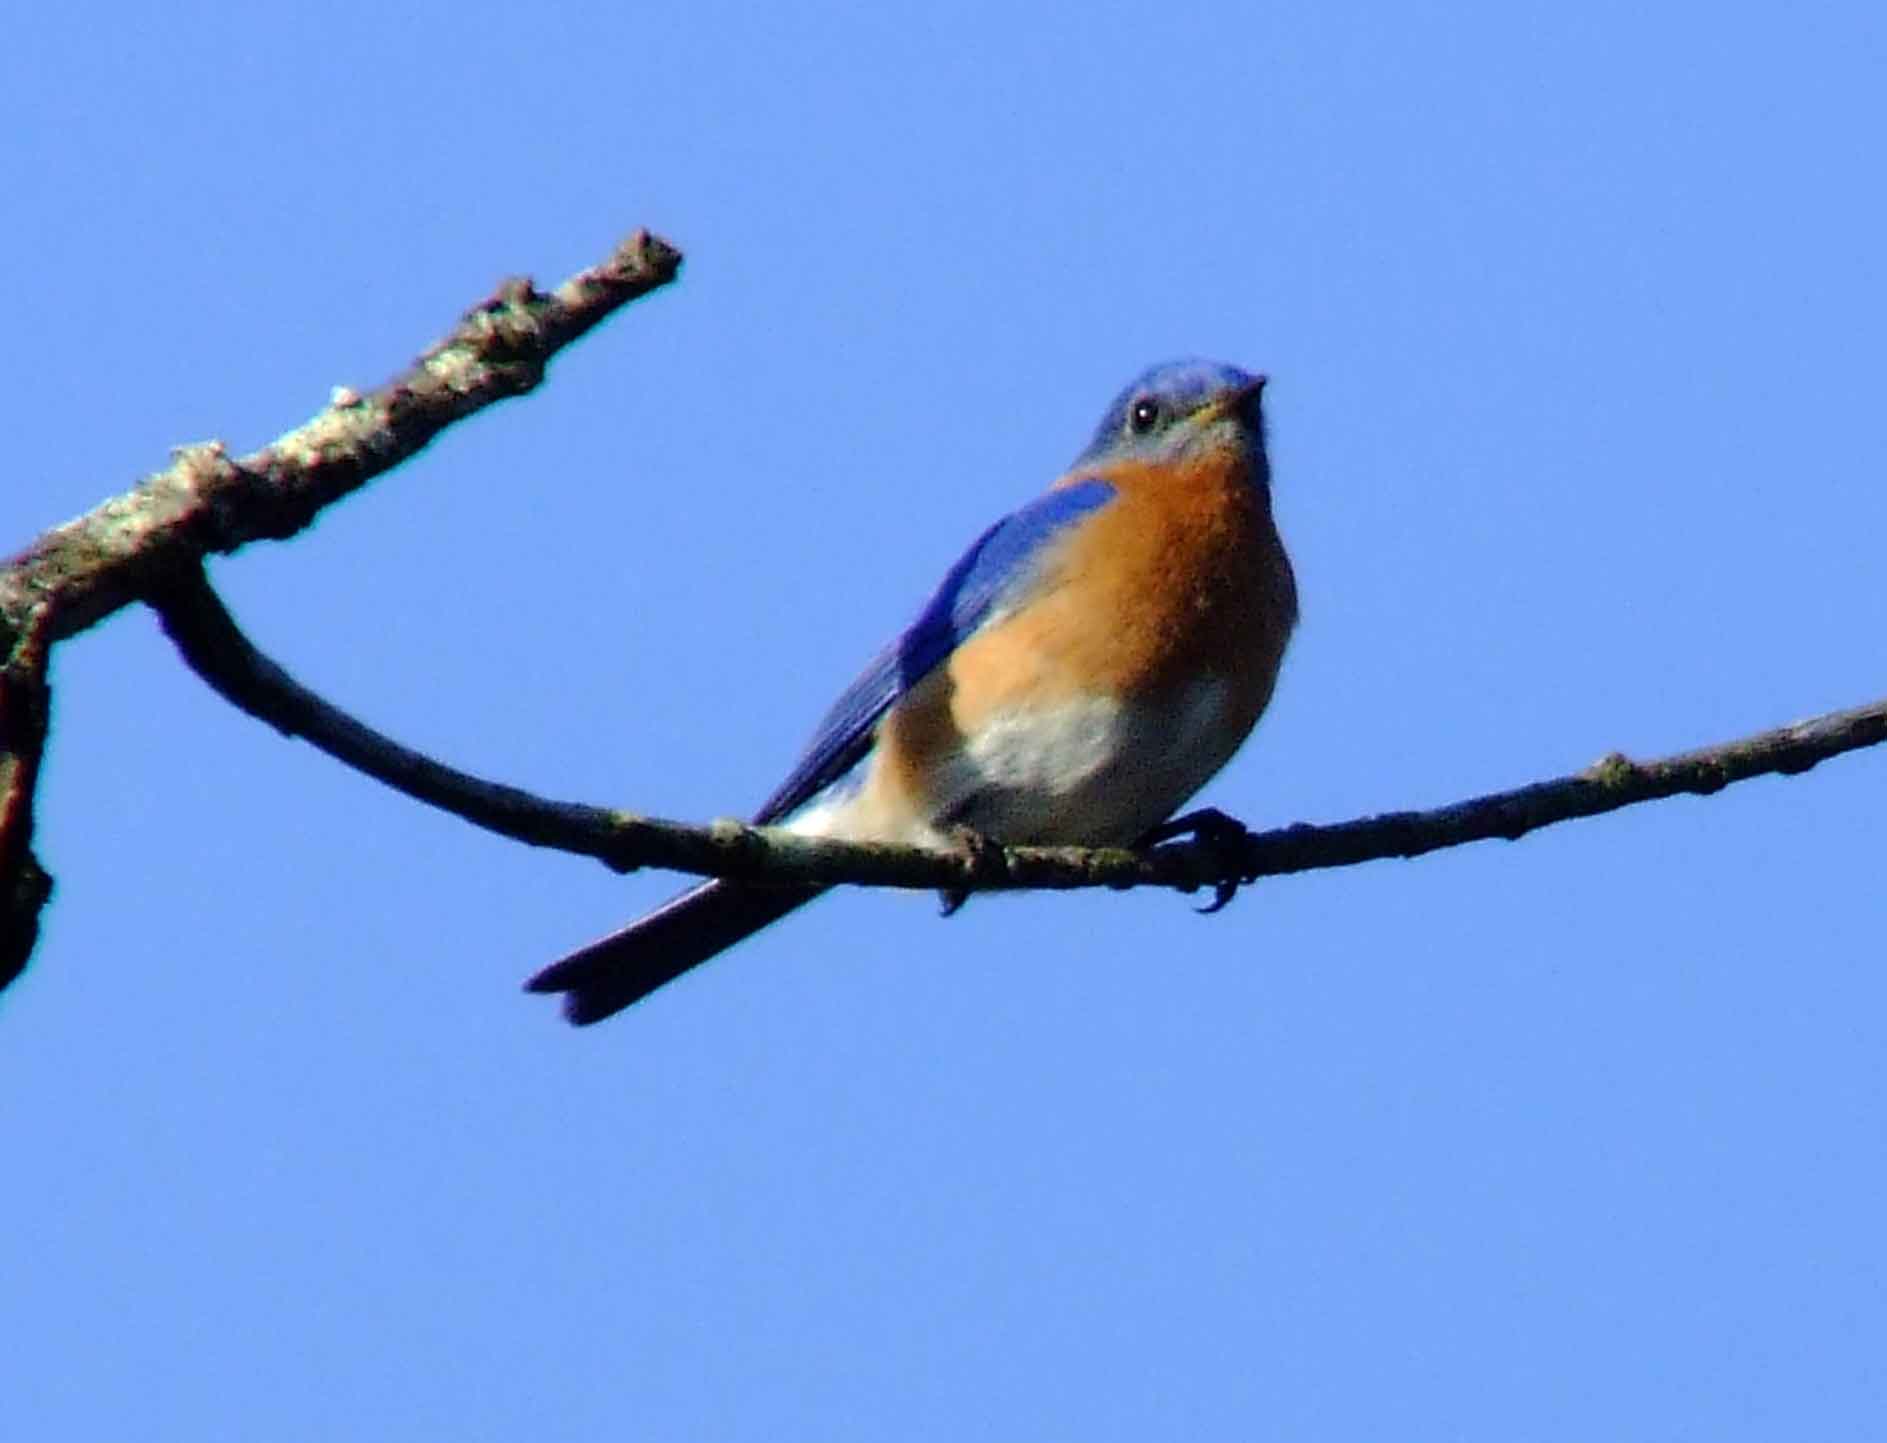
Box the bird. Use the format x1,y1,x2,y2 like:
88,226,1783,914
527,358,1298,1024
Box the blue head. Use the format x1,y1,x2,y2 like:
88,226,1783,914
1072,358,1269,479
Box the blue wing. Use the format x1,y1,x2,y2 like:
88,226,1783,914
752,478,1117,824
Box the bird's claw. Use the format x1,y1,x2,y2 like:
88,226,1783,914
938,824,1001,918
1137,807,1257,914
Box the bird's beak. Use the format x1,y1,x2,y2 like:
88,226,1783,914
1232,375,1267,417
1203,375,1267,425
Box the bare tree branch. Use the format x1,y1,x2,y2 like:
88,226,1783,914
0,230,682,972
0,229,682,649
154,564,629,856
4,220,1881,1001
151,565,1887,901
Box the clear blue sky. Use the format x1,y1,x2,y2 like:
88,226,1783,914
5,2,1884,1438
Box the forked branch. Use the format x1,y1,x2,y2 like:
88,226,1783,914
3,225,1882,1000
0,230,682,977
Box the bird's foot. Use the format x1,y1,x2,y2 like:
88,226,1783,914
938,824,1003,917
1137,807,1258,914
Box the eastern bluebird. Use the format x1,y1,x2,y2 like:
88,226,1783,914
528,359,1297,1023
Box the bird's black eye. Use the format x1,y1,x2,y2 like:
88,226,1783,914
1128,396,1162,434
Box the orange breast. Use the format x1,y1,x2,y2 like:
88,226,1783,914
985,452,1296,716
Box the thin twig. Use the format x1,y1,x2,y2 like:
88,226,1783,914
154,565,628,855
151,567,1887,899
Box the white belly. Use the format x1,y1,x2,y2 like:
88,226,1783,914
785,678,1252,850
938,679,1242,845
